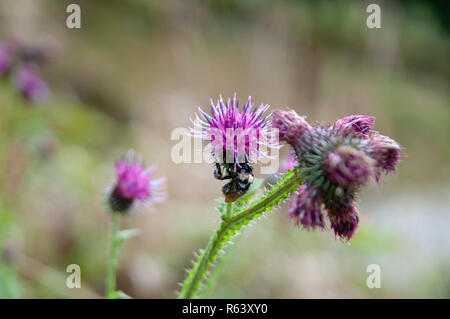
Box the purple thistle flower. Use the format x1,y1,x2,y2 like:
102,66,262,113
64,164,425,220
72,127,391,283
13,64,49,102
274,110,401,241
289,185,324,229
367,133,402,181
333,115,375,138
108,151,166,213
327,202,359,241
191,94,277,164
272,110,311,145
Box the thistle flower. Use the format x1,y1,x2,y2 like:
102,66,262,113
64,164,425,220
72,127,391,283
272,110,311,145
191,94,277,164
273,110,402,240
327,202,359,241
367,133,402,181
107,151,166,213
289,185,324,229
333,115,375,138
324,145,375,188
13,64,49,101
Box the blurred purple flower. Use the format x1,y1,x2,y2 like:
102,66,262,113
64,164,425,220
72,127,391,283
108,151,166,213
273,110,402,240
191,94,278,164
14,64,49,101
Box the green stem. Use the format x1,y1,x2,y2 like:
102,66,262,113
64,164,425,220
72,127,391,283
224,202,233,220
199,233,241,298
106,214,120,299
178,170,302,299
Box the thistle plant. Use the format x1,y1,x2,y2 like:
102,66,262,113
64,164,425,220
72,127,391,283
178,96,401,299
191,94,278,203
191,94,276,165
0,39,50,102
13,65,49,102
104,151,165,299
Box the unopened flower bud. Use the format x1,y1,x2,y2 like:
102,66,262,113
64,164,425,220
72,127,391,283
324,145,375,188
289,185,324,229
333,115,375,138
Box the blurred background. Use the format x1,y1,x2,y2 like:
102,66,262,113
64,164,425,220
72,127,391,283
0,0,449,298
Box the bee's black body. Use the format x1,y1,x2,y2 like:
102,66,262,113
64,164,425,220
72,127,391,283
214,162,254,203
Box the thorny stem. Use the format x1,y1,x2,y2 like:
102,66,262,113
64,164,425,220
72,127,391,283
106,214,120,299
178,171,302,299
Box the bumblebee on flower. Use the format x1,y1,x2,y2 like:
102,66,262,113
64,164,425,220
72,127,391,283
190,94,279,202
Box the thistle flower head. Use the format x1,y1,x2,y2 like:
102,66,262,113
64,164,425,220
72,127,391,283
274,111,401,241
333,115,375,138
327,202,359,241
14,64,49,101
367,133,402,181
272,110,311,145
108,151,166,213
324,145,375,188
191,94,277,164
289,185,324,229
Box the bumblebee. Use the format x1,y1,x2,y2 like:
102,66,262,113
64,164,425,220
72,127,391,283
214,162,254,203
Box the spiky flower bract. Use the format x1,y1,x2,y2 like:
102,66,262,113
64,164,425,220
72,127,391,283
190,94,277,164
273,110,402,240
107,151,166,214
